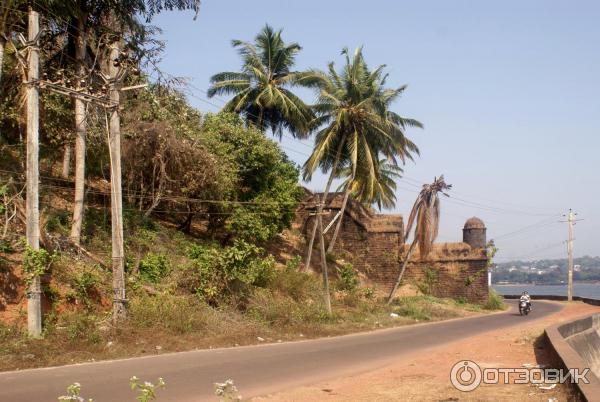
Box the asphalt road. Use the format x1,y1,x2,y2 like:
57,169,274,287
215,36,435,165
0,300,562,402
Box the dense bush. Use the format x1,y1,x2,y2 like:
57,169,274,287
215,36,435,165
138,253,171,283
337,263,359,292
185,240,275,303
202,113,303,242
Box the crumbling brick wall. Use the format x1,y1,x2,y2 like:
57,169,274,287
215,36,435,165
299,192,489,303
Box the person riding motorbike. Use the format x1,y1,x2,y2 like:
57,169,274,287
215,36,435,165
520,291,532,310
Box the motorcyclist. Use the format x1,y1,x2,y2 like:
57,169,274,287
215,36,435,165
520,291,532,310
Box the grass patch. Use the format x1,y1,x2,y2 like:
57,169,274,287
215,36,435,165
483,289,506,310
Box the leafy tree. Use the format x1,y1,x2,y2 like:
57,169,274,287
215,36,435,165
207,24,315,139
202,113,303,242
0,0,27,85
387,176,451,303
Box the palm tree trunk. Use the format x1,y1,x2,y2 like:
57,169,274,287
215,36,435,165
69,20,87,245
61,143,72,179
326,181,352,254
387,240,418,304
304,134,347,270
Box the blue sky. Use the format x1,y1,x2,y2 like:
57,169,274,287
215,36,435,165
151,0,599,261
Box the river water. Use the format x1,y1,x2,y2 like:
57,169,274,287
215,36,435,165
493,283,600,299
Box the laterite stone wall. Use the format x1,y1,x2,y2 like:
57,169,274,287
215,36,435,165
299,191,489,303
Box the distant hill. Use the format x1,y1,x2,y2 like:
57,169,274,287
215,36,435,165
493,256,600,284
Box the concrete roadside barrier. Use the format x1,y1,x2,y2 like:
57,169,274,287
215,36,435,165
545,313,600,402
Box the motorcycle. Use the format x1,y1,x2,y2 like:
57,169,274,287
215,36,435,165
519,299,531,316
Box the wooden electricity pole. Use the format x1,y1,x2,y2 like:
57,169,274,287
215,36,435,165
25,7,41,337
564,209,580,302
69,19,88,245
107,41,126,323
309,195,332,314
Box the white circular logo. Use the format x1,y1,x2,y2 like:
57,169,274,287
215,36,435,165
450,360,482,392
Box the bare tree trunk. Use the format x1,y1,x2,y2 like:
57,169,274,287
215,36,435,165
387,240,417,304
25,8,41,337
304,134,347,270
69,20,87,245
0,37,5,143
316,197,332,314
61,143,72,179
326,183,352,254
108,42,126,323
0,36,5,86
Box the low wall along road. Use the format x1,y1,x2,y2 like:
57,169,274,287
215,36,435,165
543,305,600,402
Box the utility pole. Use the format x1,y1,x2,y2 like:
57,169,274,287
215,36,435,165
69,18,88,245
564,209,579,302
25,7,41,337
315,196,332,314
35,34,140,324
306,195,332,313
107,40,126,323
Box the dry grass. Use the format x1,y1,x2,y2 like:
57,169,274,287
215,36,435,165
0,288,495,372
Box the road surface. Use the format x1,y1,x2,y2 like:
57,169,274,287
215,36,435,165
0,300,562,401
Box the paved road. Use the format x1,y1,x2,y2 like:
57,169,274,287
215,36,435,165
0,300,562,401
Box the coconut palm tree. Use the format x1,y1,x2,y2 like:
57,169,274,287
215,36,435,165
303,47,421,263
336,159,403,210
207,24,315,139
387,176,451,304
326,159,403,254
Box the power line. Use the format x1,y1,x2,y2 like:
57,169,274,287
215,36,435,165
0,171,307,210
183,87,561,218
493,218,560,240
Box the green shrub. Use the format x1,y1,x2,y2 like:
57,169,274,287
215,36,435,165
22,245,53,286
270,264,321,302
0,239,12,253
392,297,432,321
416,267,439,295
124,209,158,232
362,287,375,299
337,263,358,292
139,253,170,283
285,255,302,271
45,210,70,234
483,289,505,310
70,271,98,309
187,240,275,303
64,314,101,344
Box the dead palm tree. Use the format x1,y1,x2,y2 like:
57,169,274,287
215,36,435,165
387,176,451,304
